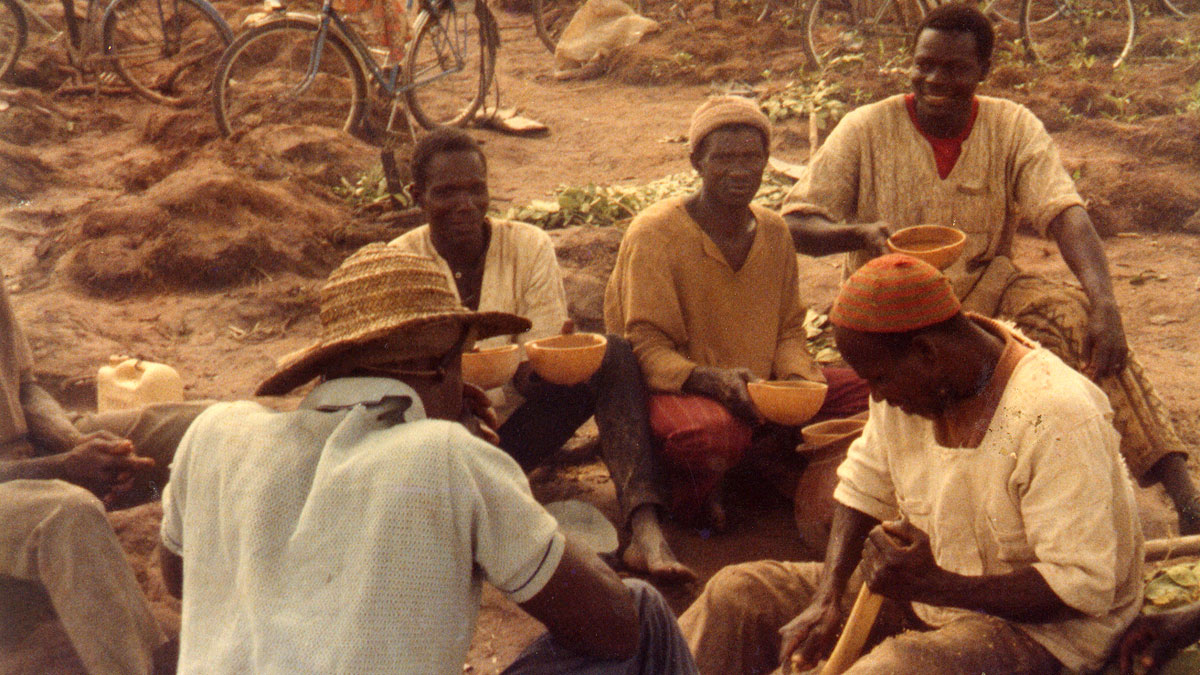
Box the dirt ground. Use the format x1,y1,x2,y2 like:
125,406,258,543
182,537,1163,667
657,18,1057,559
2,0,1200,672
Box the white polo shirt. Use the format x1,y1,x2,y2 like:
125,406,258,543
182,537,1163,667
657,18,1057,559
161,377,565,674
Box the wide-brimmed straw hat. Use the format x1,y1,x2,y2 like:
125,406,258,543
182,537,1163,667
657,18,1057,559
256,244,530,396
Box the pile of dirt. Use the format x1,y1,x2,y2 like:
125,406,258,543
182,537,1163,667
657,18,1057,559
0,141,58,202
57,117,381,295
548,225,623,332
608,12,805,85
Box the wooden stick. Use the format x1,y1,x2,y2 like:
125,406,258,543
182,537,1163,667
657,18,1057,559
820,584,884,675
1144,534,1200,562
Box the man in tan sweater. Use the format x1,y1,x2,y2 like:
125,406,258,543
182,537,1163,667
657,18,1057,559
605,96,868,527
782,2,1200,532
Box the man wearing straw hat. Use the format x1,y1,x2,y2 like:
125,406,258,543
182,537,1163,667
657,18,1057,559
157,244,698,674
781,2,1200,533
679,254,1142,675
390,127,692,582
605,95,869,528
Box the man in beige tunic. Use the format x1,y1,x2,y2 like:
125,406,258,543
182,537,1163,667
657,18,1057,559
782,2,1200,531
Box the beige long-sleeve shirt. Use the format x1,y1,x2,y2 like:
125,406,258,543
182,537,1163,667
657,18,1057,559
604,196,822,393
834,319,1143,672
783,94,1085,313
0,276,35,457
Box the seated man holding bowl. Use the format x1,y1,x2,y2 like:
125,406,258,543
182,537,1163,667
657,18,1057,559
389,128,692,581
781,2,1200,532
604,96,869,529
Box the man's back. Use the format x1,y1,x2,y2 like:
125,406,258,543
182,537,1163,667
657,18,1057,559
161,378,565,675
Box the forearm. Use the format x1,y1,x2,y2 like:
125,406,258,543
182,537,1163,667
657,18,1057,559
19,381,83,455
786,213,868,257
814,504,878,600
0,455,64,483
1049,206,1118,310
920,566,1081,624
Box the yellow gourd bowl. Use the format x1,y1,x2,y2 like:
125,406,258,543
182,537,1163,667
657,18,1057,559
800,417,867,451
461,344,520,391
747,379,828,426
524,333,607,386
886,225,967,270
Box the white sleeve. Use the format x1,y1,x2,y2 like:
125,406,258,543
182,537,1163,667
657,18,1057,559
447,426,565,604
1018,410,1131,616
833,399,900,522
516,230,570,347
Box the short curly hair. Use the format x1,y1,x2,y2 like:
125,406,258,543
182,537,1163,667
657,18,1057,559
410,127,487,197
914,3,995,65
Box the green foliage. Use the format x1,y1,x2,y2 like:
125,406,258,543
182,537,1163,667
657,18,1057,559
503,170,796,230
333,167,414,209
760,78,849,127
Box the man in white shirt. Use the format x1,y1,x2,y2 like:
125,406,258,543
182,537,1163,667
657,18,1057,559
390,128,692,581
158,244,698,674
679,254,1142,675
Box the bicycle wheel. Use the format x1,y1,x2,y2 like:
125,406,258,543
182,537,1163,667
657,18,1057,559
805,0,917,70
213,17,367,137
533,0,585,54
1020,0,1134,68
1160,0,1198,17
0,0,26,81
101,0,233,106
403,0,495,129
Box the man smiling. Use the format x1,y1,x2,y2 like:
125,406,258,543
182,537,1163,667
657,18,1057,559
781,2,1200,533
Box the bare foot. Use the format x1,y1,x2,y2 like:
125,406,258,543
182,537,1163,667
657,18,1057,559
622,506,697,583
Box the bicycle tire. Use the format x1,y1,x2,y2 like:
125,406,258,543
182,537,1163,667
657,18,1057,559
1020,0,1134,68
532,0,585,54
0,0,26,82
101,0,232,106
1160,0,1197,17
403,0,495,129
212,17,367,137
805,0,916,70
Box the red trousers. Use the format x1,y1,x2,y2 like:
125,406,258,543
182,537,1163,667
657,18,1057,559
648,367,869,521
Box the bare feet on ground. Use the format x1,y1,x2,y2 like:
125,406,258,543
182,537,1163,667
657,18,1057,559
622,506,697,583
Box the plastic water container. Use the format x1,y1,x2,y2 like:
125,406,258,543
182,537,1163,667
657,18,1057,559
97,356,184,412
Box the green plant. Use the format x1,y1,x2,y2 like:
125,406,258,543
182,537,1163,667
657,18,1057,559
1067,37,1097,70
333,167,414,209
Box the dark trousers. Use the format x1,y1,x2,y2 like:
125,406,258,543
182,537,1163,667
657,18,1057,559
502,579,699,675
498,336,664,526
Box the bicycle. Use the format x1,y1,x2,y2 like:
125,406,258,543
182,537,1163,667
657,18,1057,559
804,0,1025,69
1018,0,1135,69
211,0,498,136
0,0,232,105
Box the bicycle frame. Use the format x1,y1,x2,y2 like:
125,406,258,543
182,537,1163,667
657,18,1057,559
12,0,91,60
298,0,468,100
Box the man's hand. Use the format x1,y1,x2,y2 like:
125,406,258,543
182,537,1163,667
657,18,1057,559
857,222,892,257
54,432,153,503
860,519,940,602
779,594,844,674
684,366,762,423
460,382,501,445
1119,607,1200,675
1084,300,1128,380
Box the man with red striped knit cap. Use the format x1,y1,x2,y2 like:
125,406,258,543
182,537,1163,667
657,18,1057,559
678,254,1143,675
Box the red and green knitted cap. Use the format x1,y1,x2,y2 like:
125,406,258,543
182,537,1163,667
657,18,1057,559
830,254,961,333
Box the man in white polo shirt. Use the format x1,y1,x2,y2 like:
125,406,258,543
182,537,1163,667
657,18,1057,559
158,245,698,674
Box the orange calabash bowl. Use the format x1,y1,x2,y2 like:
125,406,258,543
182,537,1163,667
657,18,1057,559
461,343,521,391
524,333,607,386
747,379,828,426
800,417,867,451
886,225,967,270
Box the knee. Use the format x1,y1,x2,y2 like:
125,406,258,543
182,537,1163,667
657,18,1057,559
695,563,769,615
658,414,751,471
599,335,639,374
